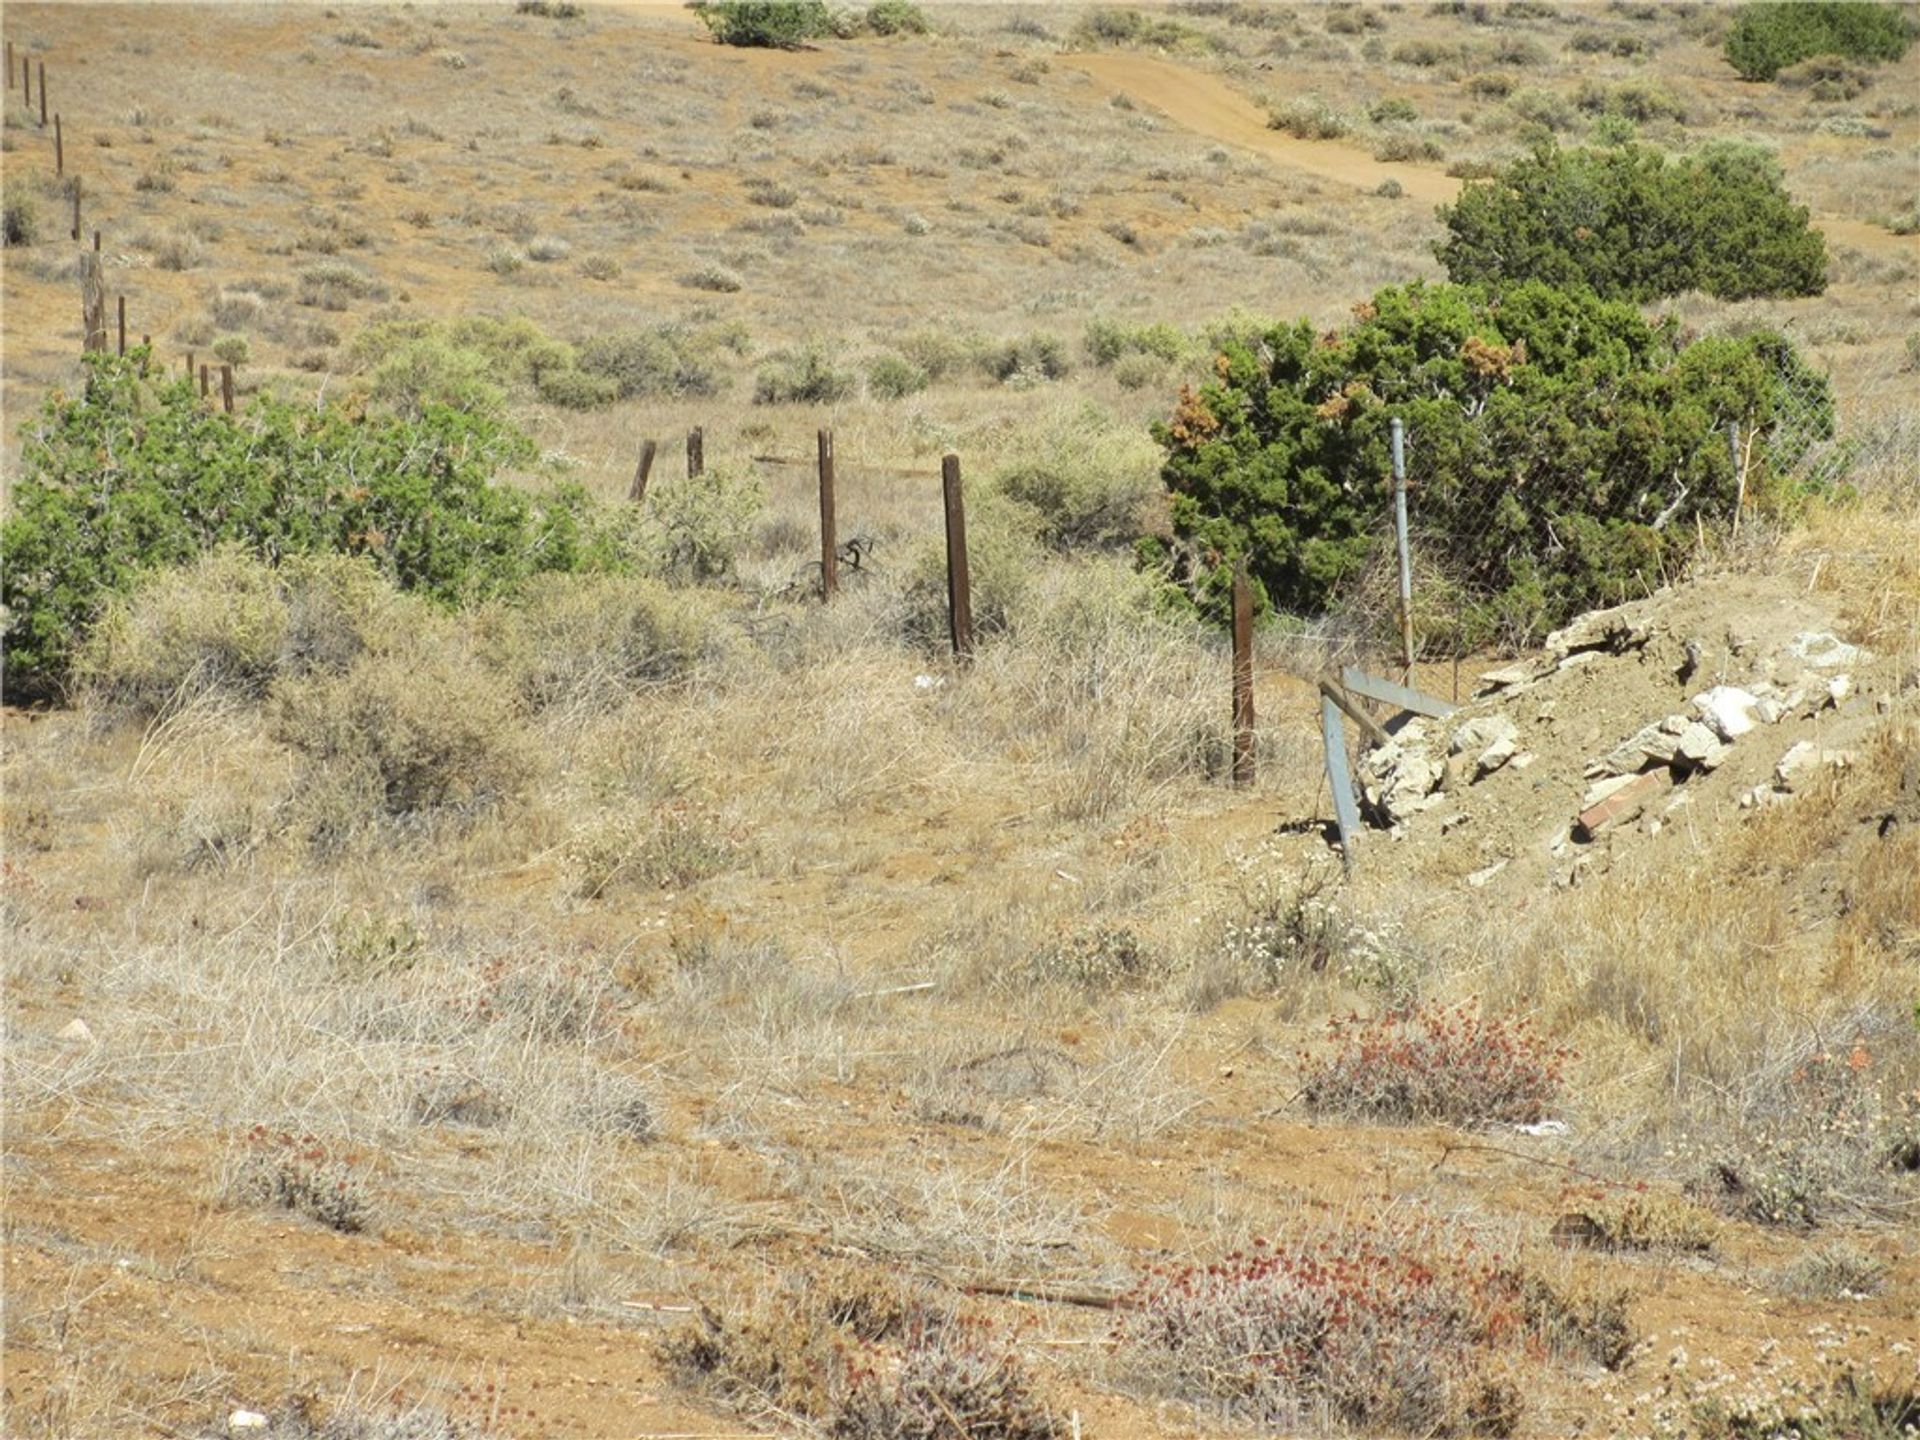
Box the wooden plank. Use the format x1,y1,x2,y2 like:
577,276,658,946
1321,695,1359,871
1340,665,1456,719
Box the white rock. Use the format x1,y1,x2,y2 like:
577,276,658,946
1755,698,1786,725
58,1018,95,1046
1467,859,1509,888
1677,722,1729,771
1694,685,1763,740
1450,714,1518,757
229,1413,270,1433
912,674,944,691
1775,741,1857,790
1510,752,1537,771
1827,674,1852,706
1474,735,1519,777
1788,631,1864,669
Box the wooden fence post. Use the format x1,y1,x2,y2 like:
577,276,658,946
70,178,80,242
1231,562,1255,788
941,453,973,662
817,427,838,600
221,364,234,414
53,112,62,175
199,364,210,398
686,425,703,479
116,295,126,356
21,53,28,109
38,61,47,127
185,351,195,382
629,438,657,502
92,228,100,252
6,42,13,90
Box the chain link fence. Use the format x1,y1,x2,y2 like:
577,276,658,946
1321,358,1916,691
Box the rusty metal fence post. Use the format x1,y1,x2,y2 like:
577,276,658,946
817,427,838,600
941,453,973,662
1231,563,1255,788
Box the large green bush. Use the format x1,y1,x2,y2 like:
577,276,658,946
0,354,613,699
1147,281,1833,641
689,1,831,48
1436,142,1827,302
1723,1,1912,81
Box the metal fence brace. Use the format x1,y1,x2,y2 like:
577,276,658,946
1321,693,1361,873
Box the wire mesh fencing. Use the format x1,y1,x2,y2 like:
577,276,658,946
1323,359,1913,691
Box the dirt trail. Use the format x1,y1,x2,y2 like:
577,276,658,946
1066,51,1920,259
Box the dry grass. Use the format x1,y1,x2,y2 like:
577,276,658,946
3,4,1918,1436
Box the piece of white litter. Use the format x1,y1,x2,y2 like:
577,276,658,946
228,1413,269,1433
58,1018,95,1045
913,674,944,691
1514,1120,1569,1138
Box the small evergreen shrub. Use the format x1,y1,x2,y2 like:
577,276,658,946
1724,1,1912,81
1437,141,1827,301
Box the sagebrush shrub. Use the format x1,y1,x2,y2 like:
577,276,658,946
273,639,534,822
990,402,1163,550
1298,1000,1570,1125
483,572,729,712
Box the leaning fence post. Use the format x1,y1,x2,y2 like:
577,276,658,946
1231,561,1255,789
941,453,974,662
1390,416,1414,683
629,438,657,503
817,427,838,600
686,425,704,479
